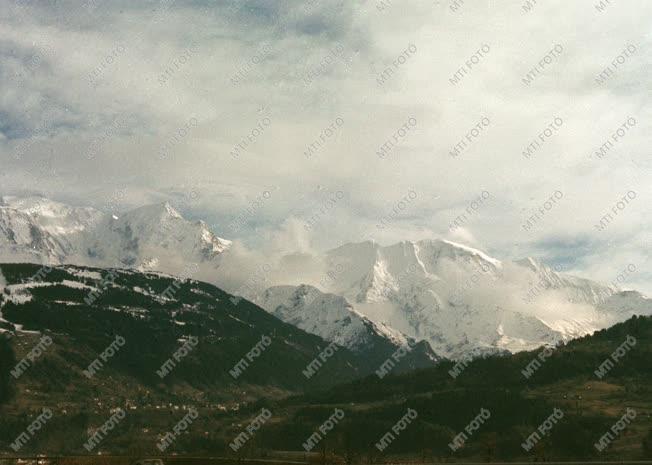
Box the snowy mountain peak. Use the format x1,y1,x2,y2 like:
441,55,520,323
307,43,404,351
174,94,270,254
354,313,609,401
316,237,652,359
436,239,503,268
257,284,368,350
0,195,101,226
256,283,441,368
163,201,183,218
0,196,231,272
119,201,183,224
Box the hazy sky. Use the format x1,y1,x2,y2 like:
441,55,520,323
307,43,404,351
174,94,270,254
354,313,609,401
1,0,650,292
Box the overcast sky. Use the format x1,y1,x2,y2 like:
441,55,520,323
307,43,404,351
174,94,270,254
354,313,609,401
0,0,650,292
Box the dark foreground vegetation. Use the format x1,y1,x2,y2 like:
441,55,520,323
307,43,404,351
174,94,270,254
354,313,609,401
0,263,651,461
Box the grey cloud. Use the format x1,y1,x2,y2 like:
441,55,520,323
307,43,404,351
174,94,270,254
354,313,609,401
0,0,650,293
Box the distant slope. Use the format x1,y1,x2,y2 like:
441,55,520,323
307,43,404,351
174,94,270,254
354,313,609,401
0,263,382,454
256,284,440,372
257,315,652,461
0,263,369,392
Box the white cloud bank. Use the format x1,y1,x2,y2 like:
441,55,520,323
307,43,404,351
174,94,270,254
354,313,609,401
0,0,650,291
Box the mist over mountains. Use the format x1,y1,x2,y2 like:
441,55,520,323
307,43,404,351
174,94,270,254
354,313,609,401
1,196,650,360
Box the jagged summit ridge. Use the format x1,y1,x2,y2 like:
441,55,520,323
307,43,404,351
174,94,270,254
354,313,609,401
274,237,652,359
0,196,231,269
2,196,650,361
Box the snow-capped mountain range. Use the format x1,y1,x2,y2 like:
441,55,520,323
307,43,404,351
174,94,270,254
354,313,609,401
254,239,651,359
1,196,650,361
0,195,230,270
